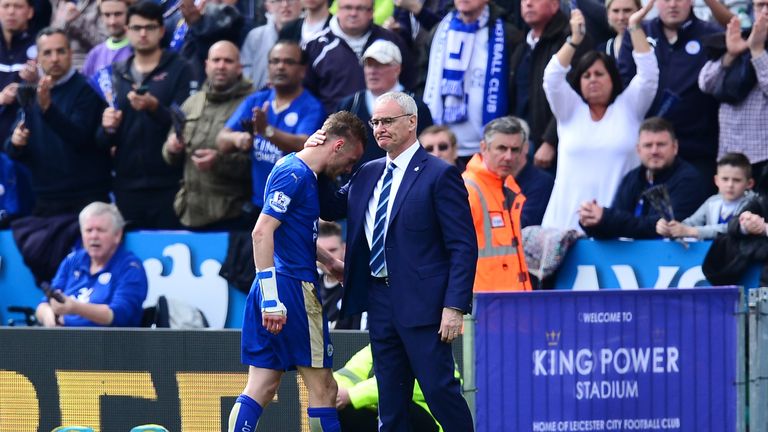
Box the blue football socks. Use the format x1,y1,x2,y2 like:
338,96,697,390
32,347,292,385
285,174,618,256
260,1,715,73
308,406,341,432
228,394,263,432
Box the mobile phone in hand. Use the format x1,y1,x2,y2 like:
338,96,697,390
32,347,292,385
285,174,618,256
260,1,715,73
41,281,66,303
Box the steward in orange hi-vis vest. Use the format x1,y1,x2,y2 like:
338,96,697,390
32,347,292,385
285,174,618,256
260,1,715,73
463,154,531,292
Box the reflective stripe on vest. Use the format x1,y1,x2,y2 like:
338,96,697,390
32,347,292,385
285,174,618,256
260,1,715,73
335,367,362,384
464,178,518,258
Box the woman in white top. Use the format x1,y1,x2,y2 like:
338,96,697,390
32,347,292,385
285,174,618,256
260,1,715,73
541,1,658,231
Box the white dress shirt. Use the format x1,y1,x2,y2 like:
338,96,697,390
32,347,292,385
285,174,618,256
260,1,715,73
364,140,421,276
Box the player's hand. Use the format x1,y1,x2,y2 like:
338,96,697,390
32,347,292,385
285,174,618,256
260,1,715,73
438,307,463,343
336,387,351,409
258,267,287,334
262,312,287,335
303,129,327,148
328,258,345,284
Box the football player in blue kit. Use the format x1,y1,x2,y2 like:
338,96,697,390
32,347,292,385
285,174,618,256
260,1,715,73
229,111,366,432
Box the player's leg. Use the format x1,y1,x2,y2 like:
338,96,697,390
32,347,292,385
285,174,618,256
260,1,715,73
233,275,287,432
228,366,283,432
298,366,341,432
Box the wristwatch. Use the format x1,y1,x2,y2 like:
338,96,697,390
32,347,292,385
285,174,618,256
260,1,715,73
265,125,276,139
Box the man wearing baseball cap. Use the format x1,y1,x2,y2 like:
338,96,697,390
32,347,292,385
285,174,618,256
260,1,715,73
302,0,415,113
337,39,433,170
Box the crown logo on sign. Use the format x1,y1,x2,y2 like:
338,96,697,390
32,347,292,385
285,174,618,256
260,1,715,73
545,330,561,347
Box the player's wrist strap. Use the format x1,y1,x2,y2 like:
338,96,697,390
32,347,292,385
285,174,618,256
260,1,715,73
257,267,286,316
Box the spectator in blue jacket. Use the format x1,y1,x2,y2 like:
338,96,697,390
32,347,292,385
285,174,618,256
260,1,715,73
98,1,197,229
5,27,110,217
617,0,722,180
36,202,148,327
578,117,710,239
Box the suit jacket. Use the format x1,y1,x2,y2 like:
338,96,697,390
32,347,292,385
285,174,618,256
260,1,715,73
320,145,477,327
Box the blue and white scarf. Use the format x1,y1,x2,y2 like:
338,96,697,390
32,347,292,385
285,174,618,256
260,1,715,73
89,65,116,108
426,6,508,126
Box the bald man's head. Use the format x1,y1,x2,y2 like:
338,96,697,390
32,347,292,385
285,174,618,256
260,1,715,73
205,41,242,91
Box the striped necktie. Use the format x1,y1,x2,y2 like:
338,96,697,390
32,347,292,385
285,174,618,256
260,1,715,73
370,162,396,276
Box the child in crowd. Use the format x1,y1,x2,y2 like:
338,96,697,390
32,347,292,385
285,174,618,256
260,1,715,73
657,152,755,240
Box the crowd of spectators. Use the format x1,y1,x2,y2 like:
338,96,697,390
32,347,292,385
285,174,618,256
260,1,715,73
2,0,768,322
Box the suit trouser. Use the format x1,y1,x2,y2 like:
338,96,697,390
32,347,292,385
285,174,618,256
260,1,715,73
367,277,474,432
338,402,439,432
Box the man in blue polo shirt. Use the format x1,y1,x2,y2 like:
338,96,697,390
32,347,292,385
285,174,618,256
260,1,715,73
228,111,366,432
35,202,148,327
217,39,325,214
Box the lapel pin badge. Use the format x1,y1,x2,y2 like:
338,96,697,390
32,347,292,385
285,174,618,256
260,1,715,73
414,167,420,172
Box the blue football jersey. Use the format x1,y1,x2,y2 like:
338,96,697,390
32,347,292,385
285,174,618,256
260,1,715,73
261,153,319,281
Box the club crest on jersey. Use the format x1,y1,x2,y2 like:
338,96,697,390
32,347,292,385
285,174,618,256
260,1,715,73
284,112,299,127
98,272,112,285
269,191,292,213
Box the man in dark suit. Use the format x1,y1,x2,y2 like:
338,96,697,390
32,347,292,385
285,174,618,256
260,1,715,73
320,91,477,432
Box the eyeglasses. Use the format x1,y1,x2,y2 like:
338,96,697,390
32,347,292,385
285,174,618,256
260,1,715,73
268,0,299,4
369,114,411,128
755,1,768,10
339,4,373,12
128,24,160,32
424,143,450,152
268,58,300,66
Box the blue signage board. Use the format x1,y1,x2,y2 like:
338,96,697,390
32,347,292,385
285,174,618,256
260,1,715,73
0,230,247,328
555,239,760,289
475,288,741,432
